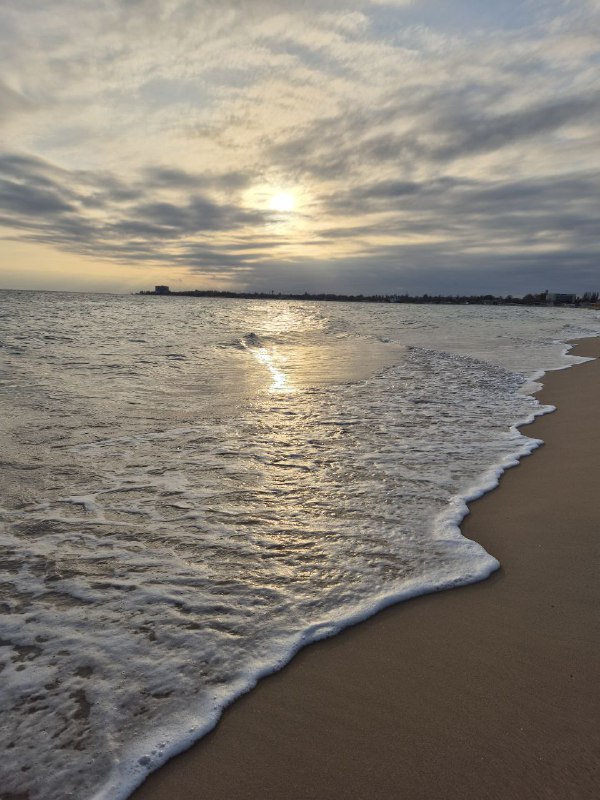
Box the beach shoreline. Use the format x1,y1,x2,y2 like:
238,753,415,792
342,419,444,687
129,337,600,800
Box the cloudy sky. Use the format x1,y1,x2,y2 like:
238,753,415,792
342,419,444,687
0,0,598,295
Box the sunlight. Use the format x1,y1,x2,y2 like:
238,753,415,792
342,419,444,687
252,346,290,391
269,191,295,213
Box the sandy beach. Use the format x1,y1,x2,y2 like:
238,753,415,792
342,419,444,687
130,337,599,800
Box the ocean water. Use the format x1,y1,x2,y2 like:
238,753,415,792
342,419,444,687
1,290,598,800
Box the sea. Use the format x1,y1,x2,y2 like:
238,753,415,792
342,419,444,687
1,289,599,800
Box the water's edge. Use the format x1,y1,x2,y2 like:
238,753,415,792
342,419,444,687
98,335,598,800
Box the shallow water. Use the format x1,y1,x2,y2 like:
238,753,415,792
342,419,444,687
0,291,598,800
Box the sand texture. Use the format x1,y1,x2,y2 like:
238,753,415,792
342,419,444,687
130,338,600,800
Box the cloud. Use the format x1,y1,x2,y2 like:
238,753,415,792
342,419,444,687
265,88,600,183
0,0,599,292
0,181,75,216
142,166,253,192
1,148,598,294
0,152,268,268
0,82,32,123
430,92,600,162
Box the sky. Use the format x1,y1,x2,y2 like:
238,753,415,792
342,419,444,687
0,0,598,295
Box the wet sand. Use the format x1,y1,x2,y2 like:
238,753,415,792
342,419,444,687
130,338,600,800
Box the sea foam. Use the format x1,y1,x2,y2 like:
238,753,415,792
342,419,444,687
0,291,598,800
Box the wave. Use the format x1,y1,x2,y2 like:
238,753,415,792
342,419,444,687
1,292,599,800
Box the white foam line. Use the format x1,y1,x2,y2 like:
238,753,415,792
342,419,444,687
92,333,600,800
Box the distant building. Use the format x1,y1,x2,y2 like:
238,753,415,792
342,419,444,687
546,292,576,304
155,285,171,295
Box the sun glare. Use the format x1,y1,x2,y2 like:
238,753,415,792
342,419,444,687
269,191,295,212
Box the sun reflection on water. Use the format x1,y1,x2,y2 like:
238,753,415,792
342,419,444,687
252,346,291,392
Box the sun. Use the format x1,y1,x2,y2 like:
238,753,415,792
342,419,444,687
269,191,295,213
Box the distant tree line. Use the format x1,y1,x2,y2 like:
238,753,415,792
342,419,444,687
139,287,599,306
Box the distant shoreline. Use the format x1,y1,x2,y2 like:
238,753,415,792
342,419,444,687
139,288,599,308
